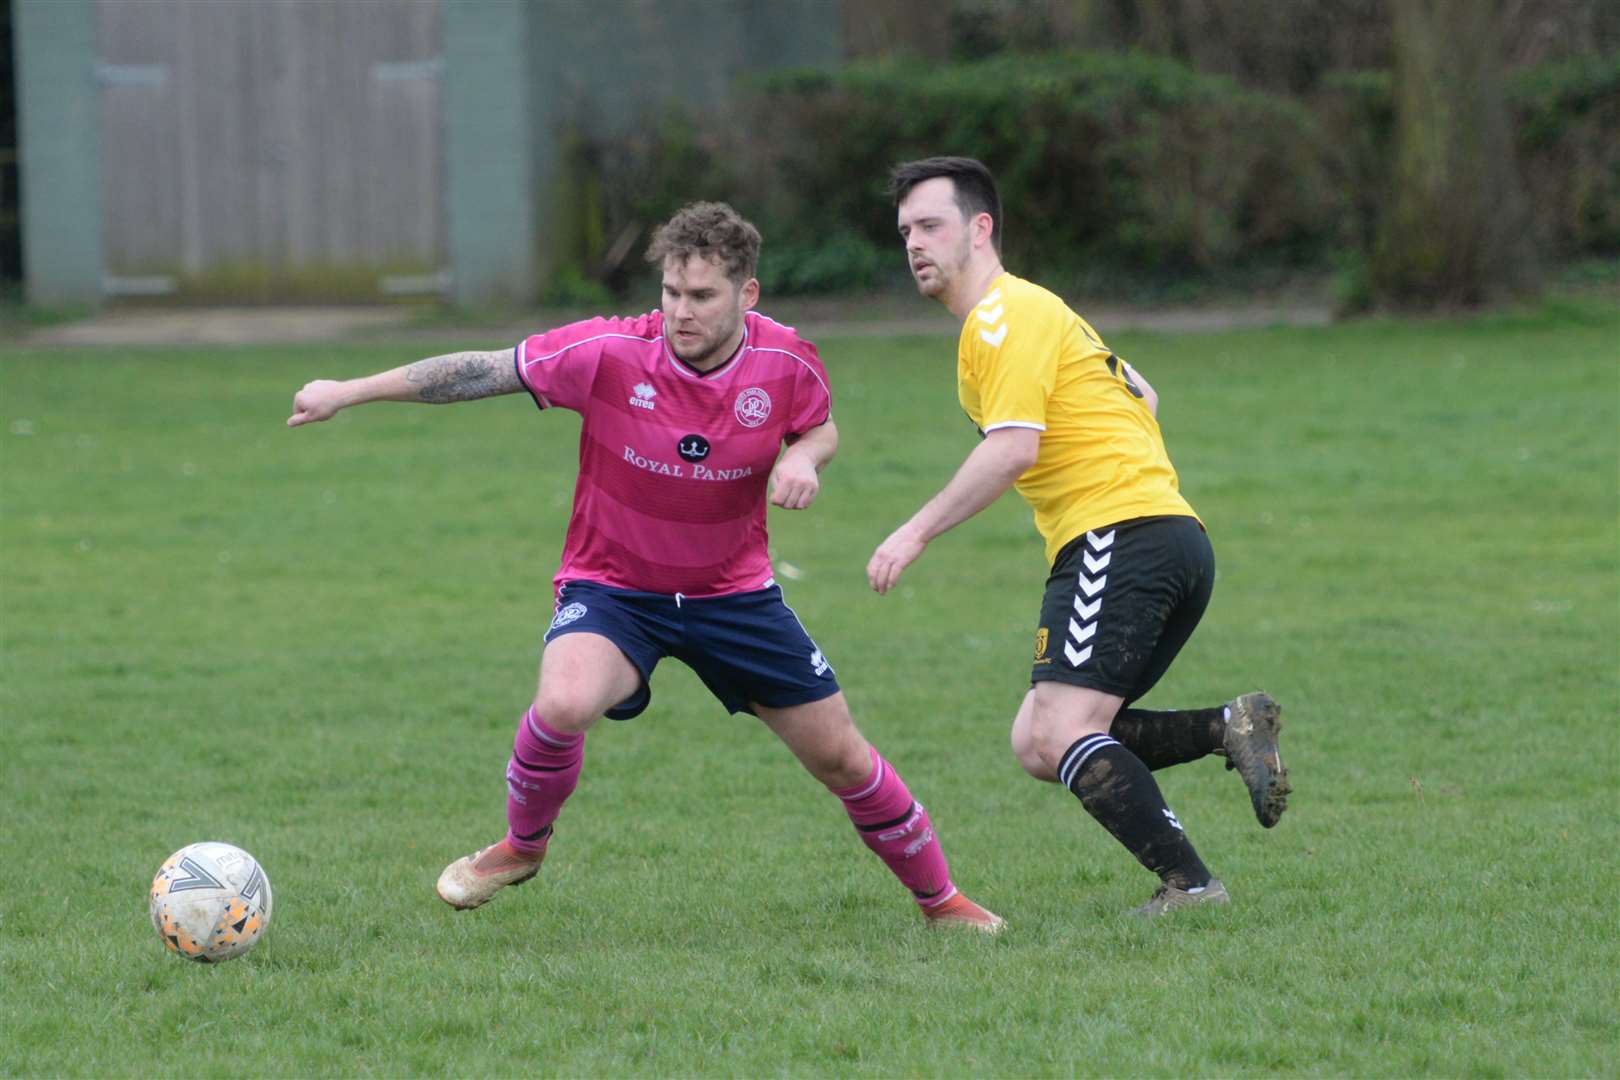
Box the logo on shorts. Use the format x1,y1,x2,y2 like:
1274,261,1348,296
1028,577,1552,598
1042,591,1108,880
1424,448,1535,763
734,387,771,428
810,648,830,677
629,382,657,411
1034,627,1050,664
677,434,710,462
549,602,588,631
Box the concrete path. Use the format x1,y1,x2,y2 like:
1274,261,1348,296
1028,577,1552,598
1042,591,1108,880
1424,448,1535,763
18,296,1333,348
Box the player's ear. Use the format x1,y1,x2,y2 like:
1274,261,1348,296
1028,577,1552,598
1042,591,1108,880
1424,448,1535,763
740,277,760,311
973,212,995,250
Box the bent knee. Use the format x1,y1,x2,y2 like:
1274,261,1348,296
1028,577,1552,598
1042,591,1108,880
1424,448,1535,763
811,734,876,790
1032,683,1117,748
1010,724,1057,781
1028,719,1100,771
531,693,603,734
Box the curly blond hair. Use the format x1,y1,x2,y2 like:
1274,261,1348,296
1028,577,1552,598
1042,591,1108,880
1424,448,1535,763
645,201,761,284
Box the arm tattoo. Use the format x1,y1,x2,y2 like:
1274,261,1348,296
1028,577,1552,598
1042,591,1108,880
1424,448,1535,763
405,350,522,403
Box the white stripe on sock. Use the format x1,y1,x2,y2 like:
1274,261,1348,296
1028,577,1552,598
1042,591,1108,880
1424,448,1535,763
1059,734,1119,790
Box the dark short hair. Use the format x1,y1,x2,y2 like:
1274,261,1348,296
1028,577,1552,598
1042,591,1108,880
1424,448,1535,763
645,201,761,284
888,156,1003,253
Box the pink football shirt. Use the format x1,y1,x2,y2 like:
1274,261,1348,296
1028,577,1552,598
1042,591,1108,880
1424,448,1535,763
515,310,832,597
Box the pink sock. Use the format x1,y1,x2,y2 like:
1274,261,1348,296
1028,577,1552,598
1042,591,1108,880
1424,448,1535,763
504,706,584,855
832,747,956,907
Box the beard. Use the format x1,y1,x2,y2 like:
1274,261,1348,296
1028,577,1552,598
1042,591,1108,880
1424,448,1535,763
668,314,739,367
912,237,971,298
914,269,946,297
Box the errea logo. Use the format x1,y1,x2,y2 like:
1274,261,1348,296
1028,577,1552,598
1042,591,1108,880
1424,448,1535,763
630,383,657,411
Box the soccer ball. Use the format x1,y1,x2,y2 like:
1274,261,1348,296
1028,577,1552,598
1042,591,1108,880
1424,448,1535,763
149,842,272,962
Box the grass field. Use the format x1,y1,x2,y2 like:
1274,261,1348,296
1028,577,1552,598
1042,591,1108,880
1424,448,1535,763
2,296,1616,1076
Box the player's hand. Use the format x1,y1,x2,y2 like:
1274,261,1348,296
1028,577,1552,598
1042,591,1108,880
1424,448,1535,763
867,526,927,594
287,380,348,427
769,452,821,510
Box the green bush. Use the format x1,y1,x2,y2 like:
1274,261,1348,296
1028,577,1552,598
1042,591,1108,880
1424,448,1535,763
1510,53,1620,257
1316,55,1620,265
757,230,888,295
560,49,1617,298
1314,70,1395,257
738,51,1342,277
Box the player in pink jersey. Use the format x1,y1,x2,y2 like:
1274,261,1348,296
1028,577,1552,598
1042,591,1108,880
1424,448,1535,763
287,202,1001,932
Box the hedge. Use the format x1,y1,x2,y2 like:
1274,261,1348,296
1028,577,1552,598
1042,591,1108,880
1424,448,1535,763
564,49,1618,297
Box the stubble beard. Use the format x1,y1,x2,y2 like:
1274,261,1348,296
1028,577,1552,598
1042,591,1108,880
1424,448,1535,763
669,313,739,368
914,237,971,301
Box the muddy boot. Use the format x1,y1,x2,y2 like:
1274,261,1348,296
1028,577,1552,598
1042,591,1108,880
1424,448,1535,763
1131,878,1230,917
1222,692,1290,827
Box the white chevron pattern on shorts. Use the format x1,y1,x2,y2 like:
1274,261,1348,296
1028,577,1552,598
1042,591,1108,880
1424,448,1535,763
1064,528,1117,670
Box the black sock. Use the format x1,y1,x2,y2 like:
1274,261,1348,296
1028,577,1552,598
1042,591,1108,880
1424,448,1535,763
1110,705,1227,771
1059,733,1212,890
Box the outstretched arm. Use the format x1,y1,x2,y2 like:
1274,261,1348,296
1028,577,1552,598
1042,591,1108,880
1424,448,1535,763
866,426,1039,593
770,419,838,510
287,349,523,427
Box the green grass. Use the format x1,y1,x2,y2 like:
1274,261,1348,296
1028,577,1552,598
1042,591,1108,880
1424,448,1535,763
2,296,1617,1076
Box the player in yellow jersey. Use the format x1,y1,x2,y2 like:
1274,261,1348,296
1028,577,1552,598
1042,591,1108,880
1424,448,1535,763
867,157,1290,916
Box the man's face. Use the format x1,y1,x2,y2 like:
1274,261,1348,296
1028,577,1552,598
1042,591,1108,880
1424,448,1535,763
897,176,975,299
661,254,758,369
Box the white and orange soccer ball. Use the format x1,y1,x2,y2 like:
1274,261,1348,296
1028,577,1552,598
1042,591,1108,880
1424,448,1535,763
149,842,272,962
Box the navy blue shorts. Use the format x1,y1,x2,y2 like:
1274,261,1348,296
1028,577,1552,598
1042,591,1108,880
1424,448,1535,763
543,581,841,719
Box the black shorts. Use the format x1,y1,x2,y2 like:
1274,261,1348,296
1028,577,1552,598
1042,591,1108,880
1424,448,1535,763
1030,515,1214,703
544,580,841,719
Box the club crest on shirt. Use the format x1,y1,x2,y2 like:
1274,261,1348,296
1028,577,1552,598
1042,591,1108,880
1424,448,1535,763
734,387,771,428
549,602,588,631
629,382,657,411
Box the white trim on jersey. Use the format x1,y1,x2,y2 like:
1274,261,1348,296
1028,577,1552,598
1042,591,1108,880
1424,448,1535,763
748,314,832,401
523,330,661,370
983,420,1046,433
514,340,552,409
664,320,750,381
750,346,832,405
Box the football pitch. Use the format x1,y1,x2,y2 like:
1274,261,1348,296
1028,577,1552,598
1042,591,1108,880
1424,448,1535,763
2,297,1616,1076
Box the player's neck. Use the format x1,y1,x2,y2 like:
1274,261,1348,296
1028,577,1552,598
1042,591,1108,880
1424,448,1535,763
944,260,1006,321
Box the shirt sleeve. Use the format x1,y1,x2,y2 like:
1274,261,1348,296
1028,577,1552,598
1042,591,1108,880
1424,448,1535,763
967,295,1060,433
787,338,833,435
515,316,629,413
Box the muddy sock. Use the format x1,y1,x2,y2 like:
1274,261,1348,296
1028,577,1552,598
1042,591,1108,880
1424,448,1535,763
1110,704,1227,770
1058,733,1211,890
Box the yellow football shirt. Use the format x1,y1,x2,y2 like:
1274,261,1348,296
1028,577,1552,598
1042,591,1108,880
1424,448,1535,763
957,272,1198,565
